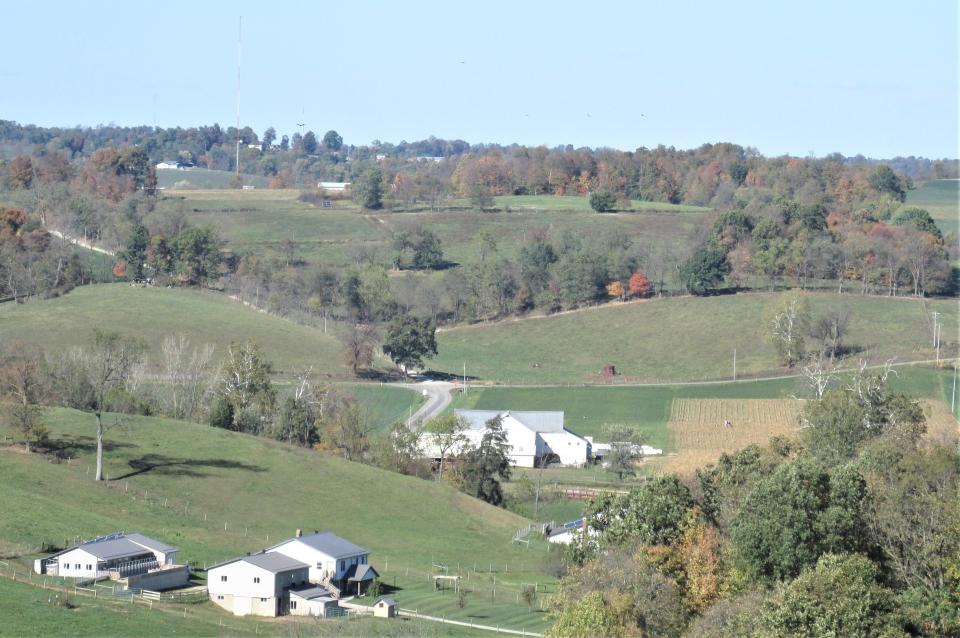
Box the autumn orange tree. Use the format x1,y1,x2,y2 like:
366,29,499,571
628,271,651,297
606,280,625,299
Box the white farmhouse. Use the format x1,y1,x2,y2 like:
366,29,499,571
265,530,378,596
424,410,591,468
208,552,310,617
155,161,181,170
35,532,177,579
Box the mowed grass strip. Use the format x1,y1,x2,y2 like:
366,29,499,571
434,293,957,384
0,284,346,377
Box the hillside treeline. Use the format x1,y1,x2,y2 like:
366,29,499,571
548,369,959,637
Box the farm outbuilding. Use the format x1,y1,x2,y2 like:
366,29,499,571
207,552,310,617
35,532,179,580
288,585,341,617
374,596,398,618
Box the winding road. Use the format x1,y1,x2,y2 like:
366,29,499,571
402,381,457,427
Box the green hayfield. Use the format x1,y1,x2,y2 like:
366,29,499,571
904,179,959,236
351,384,425,431
158,190,709,269
434,293,958,384
158,168,271,190
0,284,349,378
0,408,554,633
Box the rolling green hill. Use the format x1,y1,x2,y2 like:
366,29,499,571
158,190,709,269
0,408,552,633
0,284,347,378
157,168,271,189
433,293,957,385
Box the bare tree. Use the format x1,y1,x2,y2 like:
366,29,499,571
341,324,378,376
0,344,48,451
810,308,850,361
799,351,841,399
424,414,469,481
77,331,146,481
160,334,215,420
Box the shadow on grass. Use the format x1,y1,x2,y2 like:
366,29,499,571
110,453,266,480
45,435,136,458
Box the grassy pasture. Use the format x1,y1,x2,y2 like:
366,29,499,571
434,293,958,385
158,189,710,269
0,408,554,632
904,179,959,236
0,284,349,378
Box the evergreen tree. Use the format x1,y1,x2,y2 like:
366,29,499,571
462,416,512,505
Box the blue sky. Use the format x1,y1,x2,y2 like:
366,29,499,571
1,0,956,158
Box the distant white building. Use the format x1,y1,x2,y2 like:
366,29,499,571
155,161,181,170
423,410,591,468
317,181,350,192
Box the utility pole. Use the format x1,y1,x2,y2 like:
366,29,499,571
235,16,242,178
936,321,941,364
931,311,939,348
463,362,467,394
952,360,957,414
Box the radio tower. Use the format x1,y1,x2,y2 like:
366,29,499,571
235,16,242,178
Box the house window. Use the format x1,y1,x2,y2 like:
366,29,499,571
75,564,81,570
253,577,260,583
260,597,268,602
290,601,297,610
220,575,228,582
217,595,224,600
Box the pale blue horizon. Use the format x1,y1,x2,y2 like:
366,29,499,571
1,0,957,158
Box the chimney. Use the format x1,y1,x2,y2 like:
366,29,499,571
295,529,302,538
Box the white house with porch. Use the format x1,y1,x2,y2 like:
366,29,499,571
265,530,378,596
34,532,178,579
423,410,591,468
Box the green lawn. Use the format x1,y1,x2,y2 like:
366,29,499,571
904,179,959,237
0,408,554,631
485,194,710,213
0,284,350,378
434,293,958,384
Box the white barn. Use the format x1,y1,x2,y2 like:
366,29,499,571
35,532,177,579
317,181,350,192
208,553,310,617
424,410,591,468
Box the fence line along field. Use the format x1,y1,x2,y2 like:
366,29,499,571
655,398,802,475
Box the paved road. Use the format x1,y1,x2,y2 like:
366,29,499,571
402,381,457,427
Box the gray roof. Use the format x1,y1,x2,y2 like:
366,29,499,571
346,563,379,582
290,585,333,600
242,553,309,573
124,533,176,554
78,538,156,561
377,596,397,606
454,410,565,433
276,532,368,559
